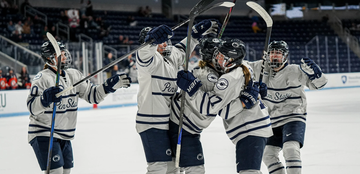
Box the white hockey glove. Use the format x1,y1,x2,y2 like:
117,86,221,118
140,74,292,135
300,57,322,80
191,19,221,40
103,74,131,94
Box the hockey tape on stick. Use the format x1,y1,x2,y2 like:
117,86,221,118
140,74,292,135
218,0,237,39
246,1,273,83
45,32,62,174
176,0,235,168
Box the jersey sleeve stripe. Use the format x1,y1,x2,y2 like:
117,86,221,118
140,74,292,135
88,86,93,102
175,42,186,52
136,121,169,125
93,87,98,104
28,97,36,115
151,75,177,81
136,52,154,67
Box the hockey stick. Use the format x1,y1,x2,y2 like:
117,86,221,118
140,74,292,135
217,0,237,39
55,1,234,98
45,32,62,174
175,0,235,168
246,1,273,83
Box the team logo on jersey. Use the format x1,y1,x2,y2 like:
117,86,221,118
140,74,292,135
216,78,228,90
197,153,204,160
33,73,42,81
212,38,220,43
207,73,218,83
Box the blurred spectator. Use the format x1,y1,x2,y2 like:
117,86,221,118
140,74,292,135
87,16,99,29
138,6,146,17
118,35,133,45
99,25,110,39
80,13,88,30
0,69,8,90
7,20,15,34
19,66,31,89
321,14,329,23
126,15,137,26
127,54,137,83
85,0,93,17
80,0,87,16
252,21,262,33
60,11,68,24
1,0,10,8
22,21,31,34
10,30,23,42
103,52,116,78
14,20,23,34
33,15,43,27
144,6,152,18
20,0,31,15
25,16,34,26
41,25,49,40
7,69,18,90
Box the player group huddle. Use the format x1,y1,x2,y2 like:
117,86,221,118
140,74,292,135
27,18,327,174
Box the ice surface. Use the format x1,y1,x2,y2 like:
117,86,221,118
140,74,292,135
0,88,359,174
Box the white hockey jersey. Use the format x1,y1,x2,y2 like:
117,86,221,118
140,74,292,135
135,38,198,133
27,68,108,143
247,60,328,128
169,66,219,134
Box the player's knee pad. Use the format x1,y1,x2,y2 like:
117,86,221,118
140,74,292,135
47,167,63,174
63,168,71,174
183,165,205,174
283,141,301,174
238,169,262,174
147,162,168,174
262,145,285,174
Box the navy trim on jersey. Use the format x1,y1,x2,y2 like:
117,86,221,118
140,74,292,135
152,92,174,96
271,116,306,125
224,103,231,120
93,87,98,104
263,96,301,104
269,167,285,174
227,116,270,134
88,86,93,102
28,97,36,115
44,108,78,114
315,81,327,89
136,121,169,124
267,85,301,91
171,102,202,133
199,93,206,114
62,92,79,98
136,52,154,67
270,113,307,121
175,42,186,52
29,124,76,132
151,75,177,81
229,123,272,140
30,86,38,96
137,113,170,117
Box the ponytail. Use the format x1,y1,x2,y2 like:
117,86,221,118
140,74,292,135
44,64,49,69
240,64,251,86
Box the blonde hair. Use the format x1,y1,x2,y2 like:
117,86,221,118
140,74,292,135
240,64,251,86
44,64,49,69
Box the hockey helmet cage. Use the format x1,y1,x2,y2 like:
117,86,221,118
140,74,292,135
138,27,152,44
267,40,289,69
199,37,221,62
213,38,246,73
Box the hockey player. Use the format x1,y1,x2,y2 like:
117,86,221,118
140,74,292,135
27,41,131,174
173,37,272,174
247,40,328,174
135,19,220,174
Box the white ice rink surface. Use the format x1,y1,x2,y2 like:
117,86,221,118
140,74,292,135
1,88,359,174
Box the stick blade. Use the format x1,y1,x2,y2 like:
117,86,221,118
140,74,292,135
46,32,61,58
190,0,215,16
246,1,273,27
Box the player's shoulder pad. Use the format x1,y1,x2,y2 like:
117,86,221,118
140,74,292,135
193,66,219,92
32,69,51,81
